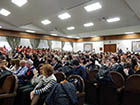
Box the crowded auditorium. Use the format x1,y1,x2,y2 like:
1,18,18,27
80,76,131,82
0,0,140,105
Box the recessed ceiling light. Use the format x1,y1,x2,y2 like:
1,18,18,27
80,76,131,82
75,37,80,39
51,34,57,36
107,17,120,23
26,30,35,33
0,8,11,16
125,32,134,34
11,0,28,7
41,19,51,25
67,26,75,30
84,22,94,27
67,36,73,38
58,12,71,20
0,26,2,28
84,2,102,12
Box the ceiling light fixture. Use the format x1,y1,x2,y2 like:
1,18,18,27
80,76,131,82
67,26,75,30
84,2,102,12
67,36,73,38
51,34,57,36
84,22,94,27
125,32,134,34
41,19,51,25
0,8,11,16
0,26,2,28
58,12,71,20
26,30,35,33
11,0,28,7
107,17,120,23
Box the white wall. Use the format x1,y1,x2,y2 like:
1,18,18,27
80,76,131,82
73,39,140,53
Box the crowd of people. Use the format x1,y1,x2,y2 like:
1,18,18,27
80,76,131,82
0,45,140,105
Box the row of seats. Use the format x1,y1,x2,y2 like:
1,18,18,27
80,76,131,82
1,70,140,105
0,74,18,105
0,72,85,105
85,70,140,105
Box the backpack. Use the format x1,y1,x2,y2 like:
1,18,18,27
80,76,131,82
96,66,113,85
45,81,78,105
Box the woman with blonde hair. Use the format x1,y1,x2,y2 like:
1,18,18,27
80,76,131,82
30,64,57,105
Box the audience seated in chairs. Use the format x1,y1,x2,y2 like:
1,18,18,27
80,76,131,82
1,45,140,105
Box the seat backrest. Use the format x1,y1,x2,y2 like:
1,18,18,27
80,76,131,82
135,70,140,74
1,74,18,93
67,75,85,93
125,74,140,92
88,70,98,82
109,71,125,88
54,72,66,83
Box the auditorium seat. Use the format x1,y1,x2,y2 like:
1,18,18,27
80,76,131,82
67,75,85,105
135,70,140,74
0,75,18,105
85,70,99,105
54,72,66,83
99,71,124,105
122,74,140,105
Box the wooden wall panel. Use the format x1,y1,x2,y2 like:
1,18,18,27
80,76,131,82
0,29,140,42
0,29,77,42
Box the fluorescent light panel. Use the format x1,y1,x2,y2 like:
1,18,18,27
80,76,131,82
51,34,57,36
84,2,102,12
67,26,75,30
107,17,120,23
67,36,73,38
75,37,80,38
58,13,71,20
125,32,134,34
26,30,35,33
0,8,11,16
0,26,2,28
41,19,51,25
84,22,94,27
11,0,28,7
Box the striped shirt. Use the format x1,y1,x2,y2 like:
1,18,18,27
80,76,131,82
33,74,57,95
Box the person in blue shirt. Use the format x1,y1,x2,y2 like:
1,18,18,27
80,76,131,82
14,60,28,78
68,60,87,80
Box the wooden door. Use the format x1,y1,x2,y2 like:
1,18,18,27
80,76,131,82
104,44,116,52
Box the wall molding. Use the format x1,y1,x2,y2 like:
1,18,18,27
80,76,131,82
0,29,140,42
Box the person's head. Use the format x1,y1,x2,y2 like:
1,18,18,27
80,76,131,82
80,57,86,65
71,59,80,68
32,54,38,60
14,59,20,67
52,57,59,64
89,58,95,65
124,62,132,69
41,64,54,77
10,59,15,66
37,64,44,74
26,59,33,68
24,54,30,60
19,60,26,67
111,57,118,64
